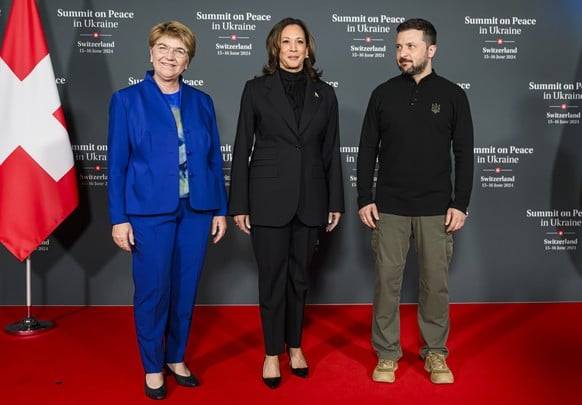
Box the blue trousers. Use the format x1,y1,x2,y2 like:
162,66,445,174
129,199,212,373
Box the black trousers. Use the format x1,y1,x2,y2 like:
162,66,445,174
251,217,319,355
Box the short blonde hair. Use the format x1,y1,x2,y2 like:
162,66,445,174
148,21,196,61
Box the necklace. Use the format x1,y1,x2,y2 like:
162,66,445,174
154,76,179,94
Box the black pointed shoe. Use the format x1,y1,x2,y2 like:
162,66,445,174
288,349,309,378
262,376,281,389
165,365,200,388
290,364,309,378
144,382,167,400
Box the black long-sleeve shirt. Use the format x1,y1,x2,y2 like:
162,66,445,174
279,68,307,127
357,71,474,216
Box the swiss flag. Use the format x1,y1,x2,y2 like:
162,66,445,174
0,0,78,261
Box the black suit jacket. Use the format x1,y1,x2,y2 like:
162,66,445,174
229,70,344,227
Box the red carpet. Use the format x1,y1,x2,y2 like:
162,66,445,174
0,303,580,404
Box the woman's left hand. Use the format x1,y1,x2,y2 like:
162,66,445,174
211,216,227,243
326,212,342,232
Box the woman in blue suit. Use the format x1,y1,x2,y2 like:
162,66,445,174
107,21,227,400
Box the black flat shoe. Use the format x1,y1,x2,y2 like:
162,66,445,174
144,382,166,400
290,365,309,378
165,365,199,388
262,376,281,389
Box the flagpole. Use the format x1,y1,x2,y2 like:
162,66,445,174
5,255,55,336
26,256,32,318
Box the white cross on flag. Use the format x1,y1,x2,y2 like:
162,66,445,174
0,0,78,261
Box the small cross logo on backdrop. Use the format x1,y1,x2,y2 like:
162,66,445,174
431,103,441,114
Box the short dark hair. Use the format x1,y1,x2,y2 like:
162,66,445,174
396,18,437,45
263,17,321,80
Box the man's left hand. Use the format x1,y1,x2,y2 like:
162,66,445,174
445,208,467,233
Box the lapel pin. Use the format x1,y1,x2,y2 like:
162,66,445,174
314,91,319,98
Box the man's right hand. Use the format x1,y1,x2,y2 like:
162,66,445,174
358,203,380,229
233,214,251,235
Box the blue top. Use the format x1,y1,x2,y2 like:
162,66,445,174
164,89,190,198
164,90,181,109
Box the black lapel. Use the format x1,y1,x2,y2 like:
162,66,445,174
298,78,321,136
266,70,299,135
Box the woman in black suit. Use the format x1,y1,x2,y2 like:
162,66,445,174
229,17,344,388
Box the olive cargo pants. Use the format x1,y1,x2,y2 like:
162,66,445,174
371,213,453,360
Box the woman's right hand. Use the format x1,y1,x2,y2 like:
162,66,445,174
233,215,251,235
112,222,135,252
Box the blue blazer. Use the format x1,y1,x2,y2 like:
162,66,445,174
107,71,228,224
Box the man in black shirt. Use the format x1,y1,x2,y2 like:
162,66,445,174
357,18,474,385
